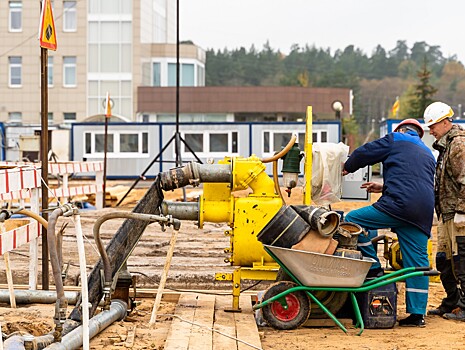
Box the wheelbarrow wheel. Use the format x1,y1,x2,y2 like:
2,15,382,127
262,281,310,330
276,268,348,318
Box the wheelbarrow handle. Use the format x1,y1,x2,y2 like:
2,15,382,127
423,270,440,276
414,266,432,271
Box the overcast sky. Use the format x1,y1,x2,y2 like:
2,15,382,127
180,0,464,63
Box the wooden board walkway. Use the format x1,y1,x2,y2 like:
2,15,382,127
164,293,262,350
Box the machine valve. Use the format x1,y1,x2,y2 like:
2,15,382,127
281,143,303,196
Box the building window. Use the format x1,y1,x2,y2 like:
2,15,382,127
167,63,196,87
63,1,77,32
8,112,22,123
167,63,176,87
63,112,76,123
181,64,195,86
152,62,161,86
262,131,306,155
197,65,205,86
84,131,149,157
48,112,54,123
182,131,238,157
48,56,54,86
9,1,22,32
63,56,76,87
8,56,22,87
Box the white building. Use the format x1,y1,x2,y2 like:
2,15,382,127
0,0,205,161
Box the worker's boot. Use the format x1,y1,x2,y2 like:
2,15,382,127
427,306,453,316
428,253,459,316
444,236,465,321
398,314,425,327
443,307,465,321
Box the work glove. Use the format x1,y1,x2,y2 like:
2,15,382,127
454,213,465,228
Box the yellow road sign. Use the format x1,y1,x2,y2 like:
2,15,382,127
39,0,57,50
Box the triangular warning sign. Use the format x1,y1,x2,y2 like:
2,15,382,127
38,0,57,50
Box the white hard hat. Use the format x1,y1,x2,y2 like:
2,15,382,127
423,102,454,127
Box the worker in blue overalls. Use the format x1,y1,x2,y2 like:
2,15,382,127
342,118,436,327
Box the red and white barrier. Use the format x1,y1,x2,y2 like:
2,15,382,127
0,160,104,293
0,165,41,200
0,221,40,255
0,161,104,209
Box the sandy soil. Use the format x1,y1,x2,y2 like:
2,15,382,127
1,181,463,350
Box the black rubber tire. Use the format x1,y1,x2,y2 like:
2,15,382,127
275,268,348,318
261,281,311,330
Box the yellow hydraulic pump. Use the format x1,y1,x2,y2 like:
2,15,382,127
160,155,284,310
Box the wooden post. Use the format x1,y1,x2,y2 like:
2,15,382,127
1,223,16,308
149,227,178,326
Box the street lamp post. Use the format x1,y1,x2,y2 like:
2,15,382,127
332,100,344,142
451,104,463,120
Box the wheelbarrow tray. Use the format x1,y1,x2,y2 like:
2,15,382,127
265,245,376,288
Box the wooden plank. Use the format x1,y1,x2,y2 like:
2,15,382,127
235,295,262,350
3,252,16,308
164,293,197,350
188,294,215,350
124,325,136,348
213,296,237,350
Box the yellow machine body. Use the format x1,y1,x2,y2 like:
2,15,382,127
387,237,438,282
198,156,283,267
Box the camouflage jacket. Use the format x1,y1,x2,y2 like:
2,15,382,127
433,124,465,221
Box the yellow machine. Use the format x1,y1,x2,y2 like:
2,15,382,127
159,107,325,311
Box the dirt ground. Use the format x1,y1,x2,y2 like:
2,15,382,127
1,180,464,350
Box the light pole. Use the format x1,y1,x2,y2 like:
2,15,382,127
332,100,344,142
451,103,463,120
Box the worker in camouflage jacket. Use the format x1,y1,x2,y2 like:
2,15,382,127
424,102,465,321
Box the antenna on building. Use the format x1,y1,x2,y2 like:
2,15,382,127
116,0,201,207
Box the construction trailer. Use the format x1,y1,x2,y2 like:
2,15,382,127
70,120,341,178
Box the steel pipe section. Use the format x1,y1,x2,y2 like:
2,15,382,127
43,300,128,350
160,163,231,191
0,290,79,305
160,201,199,221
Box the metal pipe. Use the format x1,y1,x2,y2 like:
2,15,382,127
3,336,25,350
93,212,181,309
160,163,231,191
0,290,79,305
3,301,127,350
292,205,340,237
160,201,198,221
43,300,127,350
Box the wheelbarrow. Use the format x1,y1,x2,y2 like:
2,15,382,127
253,245,440,335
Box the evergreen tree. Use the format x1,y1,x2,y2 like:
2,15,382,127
407,59,438,117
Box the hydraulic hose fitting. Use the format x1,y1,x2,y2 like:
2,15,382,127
102,282,112,311
53,298,68,341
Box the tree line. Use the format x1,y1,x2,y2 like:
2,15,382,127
203,40,465,138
